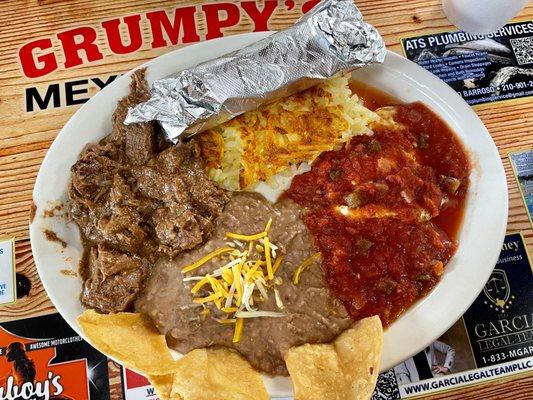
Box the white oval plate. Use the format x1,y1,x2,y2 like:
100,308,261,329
30,32,507,397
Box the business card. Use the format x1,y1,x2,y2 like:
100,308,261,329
121,365,295,400
372,233,533,399
400,21,533,105
122,368,158,400
509,148,533,228
0,313,111,399
0,237,16,306
462,232,533,367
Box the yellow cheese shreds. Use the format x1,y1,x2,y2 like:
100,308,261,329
293,253,321,284
226,231,267,241
264,218,273,233
182,220,288,343
193,292,223,304
222,268,234,285
217,318,236,324
248,240,254,255
245,263,260,282
233,264,243,306
191,276,210,294
272,255,284,275
274,288,284,310
233,318,244,343
207,275,225,295
264,237,273,280
182,247,234,273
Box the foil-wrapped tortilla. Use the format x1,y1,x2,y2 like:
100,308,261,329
125,0,386,142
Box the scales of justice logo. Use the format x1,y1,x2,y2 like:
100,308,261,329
483,269,515,313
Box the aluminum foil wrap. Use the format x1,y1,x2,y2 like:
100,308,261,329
125,0,386,142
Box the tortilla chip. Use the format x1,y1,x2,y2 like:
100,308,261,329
77,310,175,376
149,374,175,400
170,348,269,400
285,316,382,400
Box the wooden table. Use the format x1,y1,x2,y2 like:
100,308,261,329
0,1,531,399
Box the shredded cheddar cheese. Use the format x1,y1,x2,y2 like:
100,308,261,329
181,218,286,342
193,292,223,304
182,247,235,273
265,218,273,233
264,236,273,280
293,252,321,284
191,277,210,294
233,318,244,342
217,318,236,324
272,256,284,274
226,231,267,241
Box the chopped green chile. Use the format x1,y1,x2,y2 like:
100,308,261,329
440,175,461,195
344,191,365,207
416,273,433,282
329,168,342,181
365,139,382,154
419,209,431,222
377,278,397,294
356,237,373,254
417,133,430,149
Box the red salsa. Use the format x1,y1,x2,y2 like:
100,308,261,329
286,83,470,326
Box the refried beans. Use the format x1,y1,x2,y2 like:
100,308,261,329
135,192,352,376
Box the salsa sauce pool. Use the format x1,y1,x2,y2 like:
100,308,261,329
286,82,470,326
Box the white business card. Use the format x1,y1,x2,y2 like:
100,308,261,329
0,237,16,305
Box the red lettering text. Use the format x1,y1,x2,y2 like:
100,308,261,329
18,38,57,78
57,27,104,69
241,1,278,32
302,0,321,14
147,7,200,48
102,15,143,54
202,3,241,40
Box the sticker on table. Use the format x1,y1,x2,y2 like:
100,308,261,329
121,365,296,400
400,21,533,105
122,368,156,400
0,313,111,399
509,148,533,228
372,233,533,399
0,237,16,305
462,232,533,368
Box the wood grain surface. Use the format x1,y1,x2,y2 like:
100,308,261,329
0,1,532,399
